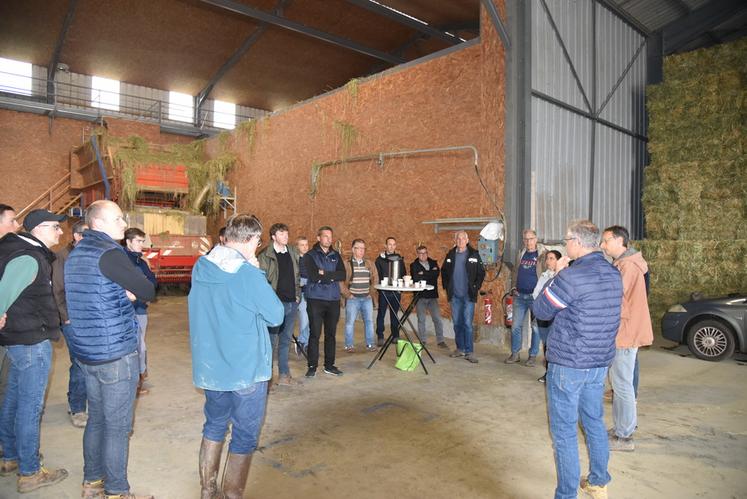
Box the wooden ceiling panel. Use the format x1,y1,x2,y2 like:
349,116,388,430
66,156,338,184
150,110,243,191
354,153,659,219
0,0,70,65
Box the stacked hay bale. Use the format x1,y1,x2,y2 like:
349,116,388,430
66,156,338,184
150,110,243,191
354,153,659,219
640,38,747,330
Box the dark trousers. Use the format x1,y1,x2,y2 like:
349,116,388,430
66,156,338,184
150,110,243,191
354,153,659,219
307,299,340,369
376,290,401,339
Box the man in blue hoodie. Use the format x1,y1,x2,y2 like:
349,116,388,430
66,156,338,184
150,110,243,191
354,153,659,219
189,213,283,499
123,228,157,396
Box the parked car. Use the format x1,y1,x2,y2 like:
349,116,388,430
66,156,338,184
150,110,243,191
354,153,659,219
662,294,746,361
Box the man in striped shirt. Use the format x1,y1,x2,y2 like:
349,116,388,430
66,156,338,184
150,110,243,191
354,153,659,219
341,239,379,352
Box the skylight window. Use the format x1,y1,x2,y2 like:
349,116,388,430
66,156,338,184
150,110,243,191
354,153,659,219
213,100,236,130
169,91,194,123
91,76,120,111
0,58,32,96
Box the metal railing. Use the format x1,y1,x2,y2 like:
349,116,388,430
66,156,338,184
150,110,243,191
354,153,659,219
16,172,80,219
0,70,259,130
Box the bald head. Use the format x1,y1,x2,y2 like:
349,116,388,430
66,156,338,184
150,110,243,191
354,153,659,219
85,200,127,241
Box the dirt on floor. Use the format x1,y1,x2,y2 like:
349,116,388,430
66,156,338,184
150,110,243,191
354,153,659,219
1,296,745,498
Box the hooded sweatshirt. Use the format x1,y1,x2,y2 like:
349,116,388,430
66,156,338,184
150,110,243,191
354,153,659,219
613,248,653,348
188,245,284,391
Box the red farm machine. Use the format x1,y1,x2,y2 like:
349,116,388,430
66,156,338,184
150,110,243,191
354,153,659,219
70,132,234,284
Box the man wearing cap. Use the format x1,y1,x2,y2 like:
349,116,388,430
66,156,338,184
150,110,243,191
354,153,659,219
0,209,69,493
65,200,156,499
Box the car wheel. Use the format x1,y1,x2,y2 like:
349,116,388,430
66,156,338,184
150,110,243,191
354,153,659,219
686,319,736,362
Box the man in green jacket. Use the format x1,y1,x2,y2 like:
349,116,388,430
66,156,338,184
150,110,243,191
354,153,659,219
258,223,302,386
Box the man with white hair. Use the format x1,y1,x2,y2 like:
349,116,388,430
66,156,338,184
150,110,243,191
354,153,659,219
0,209,69,492
441,231,485,363
532,220,623,499
65,200,156,499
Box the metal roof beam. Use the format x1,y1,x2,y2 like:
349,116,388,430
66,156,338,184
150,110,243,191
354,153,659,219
481,0,511,49
198,0,405,65
196,0,290,111
662,0,747,54
344,0,461,45
47,0,78,102
595,0,651,38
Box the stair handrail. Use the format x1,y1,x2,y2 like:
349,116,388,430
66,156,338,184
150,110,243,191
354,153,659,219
16,172,73,219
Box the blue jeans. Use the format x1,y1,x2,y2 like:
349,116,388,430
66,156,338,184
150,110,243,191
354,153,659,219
633,353,639,398
297,295,310,346
376,290,401,339
547,363,611,499
270,301,298,376
609,347,638,438
78,351,139,494
344,295,375,347
62,324,88,414
203,381,268,454
135,314,148,375
450,295,475,354
0,340,52,475
416,298,445,343
511,293,540,356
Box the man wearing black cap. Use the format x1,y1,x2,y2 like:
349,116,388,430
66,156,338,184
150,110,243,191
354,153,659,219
0,209,69,493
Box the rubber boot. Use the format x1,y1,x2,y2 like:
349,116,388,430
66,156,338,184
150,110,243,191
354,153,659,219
221,452,252,499
199,438,224,499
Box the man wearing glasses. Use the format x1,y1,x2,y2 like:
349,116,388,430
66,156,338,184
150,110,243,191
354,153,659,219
506,229,546,366
0,209,69,492
532,220,623,499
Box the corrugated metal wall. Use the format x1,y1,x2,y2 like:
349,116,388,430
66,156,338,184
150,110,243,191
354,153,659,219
531,0,647,240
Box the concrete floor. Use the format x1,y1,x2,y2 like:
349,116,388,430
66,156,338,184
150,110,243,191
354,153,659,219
1,296,745,498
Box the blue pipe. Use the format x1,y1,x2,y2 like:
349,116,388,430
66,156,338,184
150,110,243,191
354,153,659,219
90,134,111,200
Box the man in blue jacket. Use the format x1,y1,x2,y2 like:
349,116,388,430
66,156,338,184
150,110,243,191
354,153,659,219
302,226,346,377
123,228,157,396
532,220,623,499
189,213,283,499
65,200,156,499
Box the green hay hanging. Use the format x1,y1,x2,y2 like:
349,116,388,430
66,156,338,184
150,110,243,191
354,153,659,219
187,153,238,215
236,120,257,156
345,78,359,100
333,120,358,158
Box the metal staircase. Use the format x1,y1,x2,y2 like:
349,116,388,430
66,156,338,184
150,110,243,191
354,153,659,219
16,172,81,219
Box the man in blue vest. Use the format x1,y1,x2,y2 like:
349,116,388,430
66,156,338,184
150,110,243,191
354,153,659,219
302,226,346,377
532,220,623,499
0,209,69,493
65,200,155,499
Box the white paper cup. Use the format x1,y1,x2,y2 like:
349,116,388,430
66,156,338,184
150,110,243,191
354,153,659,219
381,278,388,286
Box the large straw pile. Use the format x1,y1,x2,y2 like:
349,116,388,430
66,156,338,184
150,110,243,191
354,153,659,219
641,38,747,330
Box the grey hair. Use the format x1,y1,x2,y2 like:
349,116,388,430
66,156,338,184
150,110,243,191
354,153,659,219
225,214,262,243
522,228,537,238
567,219,600,248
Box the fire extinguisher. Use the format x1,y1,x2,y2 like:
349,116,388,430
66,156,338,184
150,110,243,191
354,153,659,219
502,292,513,327
482,291,493,325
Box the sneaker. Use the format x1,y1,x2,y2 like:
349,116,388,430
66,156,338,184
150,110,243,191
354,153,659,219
580,477,608,499
17,466,68,493
305,367,316,378
437,341,449,349
0,459,18,476
376,337,385,347
366,344,378,352
504,353,520,364
277,374,301,386
70,412,88,428
324,366,343,376
344,346,355,353
524,356,536,367
82,479,105,499
608,434,635,452
537,373,547,383
449,350,465,358
464,353,479,363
